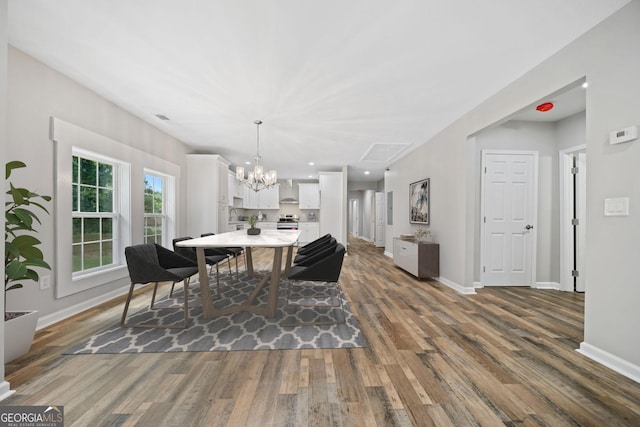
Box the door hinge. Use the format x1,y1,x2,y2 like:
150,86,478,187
571,270,579,277
484,167,487,173
483,216,486,223
571,167,579,174
483,266,486,273
571,218,579,225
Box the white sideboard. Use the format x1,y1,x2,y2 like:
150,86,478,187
393,238,439,278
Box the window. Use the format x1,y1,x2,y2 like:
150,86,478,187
72,155,117,274
144,173,165,245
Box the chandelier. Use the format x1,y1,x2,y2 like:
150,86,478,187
235,120,277,192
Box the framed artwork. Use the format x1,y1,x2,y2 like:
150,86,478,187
409,178,430,224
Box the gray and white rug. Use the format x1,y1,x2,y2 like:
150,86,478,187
64,272,366,354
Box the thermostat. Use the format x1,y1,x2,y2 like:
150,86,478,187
609,125,638,145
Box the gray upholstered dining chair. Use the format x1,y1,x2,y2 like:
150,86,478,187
172,236,228,296
283,243,346,326
201,232,244,280
122,243,198,329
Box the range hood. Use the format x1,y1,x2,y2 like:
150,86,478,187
279,197,299,204
279,179,299,204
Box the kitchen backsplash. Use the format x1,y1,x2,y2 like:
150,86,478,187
232,205,319,222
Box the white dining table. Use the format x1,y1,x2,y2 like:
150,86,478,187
176,229,301,318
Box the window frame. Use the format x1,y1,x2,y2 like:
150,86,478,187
143,171,167,246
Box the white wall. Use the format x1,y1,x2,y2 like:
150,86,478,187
387,2,640,373
0,0,9,392
6,47,191,321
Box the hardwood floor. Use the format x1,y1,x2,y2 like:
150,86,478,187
3,237,640,426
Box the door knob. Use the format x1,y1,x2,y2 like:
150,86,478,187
525,224,533,230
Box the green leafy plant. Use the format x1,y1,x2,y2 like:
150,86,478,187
247,214,258,229
5,161,52,315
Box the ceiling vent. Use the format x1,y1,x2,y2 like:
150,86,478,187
155,114,170,121
360,143,409,163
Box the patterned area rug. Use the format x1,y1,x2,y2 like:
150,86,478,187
64,271,366,354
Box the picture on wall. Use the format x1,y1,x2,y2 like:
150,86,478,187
409,178,430,224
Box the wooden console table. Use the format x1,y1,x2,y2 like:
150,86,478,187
393,238,439,278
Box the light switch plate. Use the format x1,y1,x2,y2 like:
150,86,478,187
604,197,629,216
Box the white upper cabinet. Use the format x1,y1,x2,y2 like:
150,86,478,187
186,154,230,236
259,184,280,209
298,183,320,209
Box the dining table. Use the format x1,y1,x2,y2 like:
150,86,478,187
176,229,301,319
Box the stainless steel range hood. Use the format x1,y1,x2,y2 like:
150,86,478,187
279,197,299,204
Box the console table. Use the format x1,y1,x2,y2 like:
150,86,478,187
393,238,439,278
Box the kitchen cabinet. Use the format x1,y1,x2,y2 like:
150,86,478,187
243,221,277,231
393,238,439,278
298,183,320,209
298,222,319,244
228,171,243,206
242,184,279,209
319,172,345,244
186,154,230,236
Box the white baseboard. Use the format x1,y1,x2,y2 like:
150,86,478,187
384,251,393,258
0,381,15,402
577,342,640,384
535,281,560,290
473,281,482,288
36,284,130,330
437,276,477,295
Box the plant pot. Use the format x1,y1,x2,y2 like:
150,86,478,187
4,310,38,362
247,227,261,235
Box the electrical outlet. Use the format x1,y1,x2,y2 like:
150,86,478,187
39,275,51,290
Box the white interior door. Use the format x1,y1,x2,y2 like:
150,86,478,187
575,152,586,292
481,151,538,286
375,192,385,247
351,199,359,237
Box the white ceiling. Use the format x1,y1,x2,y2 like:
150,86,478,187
7,0,629,181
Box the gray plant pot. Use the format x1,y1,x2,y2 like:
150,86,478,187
247,227,261,235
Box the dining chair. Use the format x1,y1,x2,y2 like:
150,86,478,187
201,232,244,280
122,243,199,329
172,237,228,296
283,243,346,326
296,233,331,256
294,237,337,265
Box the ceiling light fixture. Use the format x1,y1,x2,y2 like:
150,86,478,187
364,171,370,175
236,120,277,192
582,82,589,88
308,162,314,166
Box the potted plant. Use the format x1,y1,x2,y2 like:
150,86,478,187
246,214,261,235
4,160,51,362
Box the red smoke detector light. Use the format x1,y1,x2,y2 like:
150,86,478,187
536,102,554,112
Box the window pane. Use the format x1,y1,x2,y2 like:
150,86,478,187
98,163,113,188
72,244,82,272
84,218,100,242
72,156,79,184
84,242,101,269
144,193,153,214
72,184,78,212
102,241,113,266
98,188,113,212
72,218,82,243
154,217,163,236
80,158,97,186
144,175,153,192
79,186,97,212
145,235,154,244
102,218,113,240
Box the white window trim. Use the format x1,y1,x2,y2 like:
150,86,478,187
51,117,180,298
143,169,176,247
72,149,123,277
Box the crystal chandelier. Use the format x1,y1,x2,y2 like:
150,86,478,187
236,120,277,192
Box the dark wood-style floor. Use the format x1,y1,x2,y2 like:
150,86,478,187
3,236,640,426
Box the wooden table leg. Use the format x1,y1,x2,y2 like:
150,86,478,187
267,247,284,317
284,245,294,277
245,246,255,277
196,247,215,319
